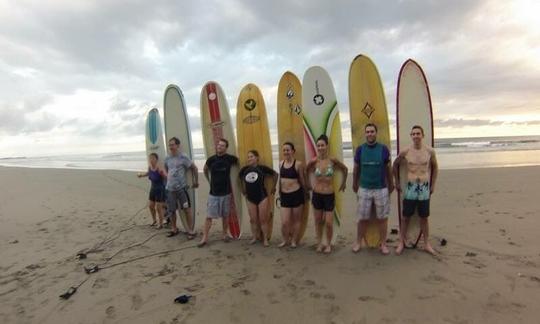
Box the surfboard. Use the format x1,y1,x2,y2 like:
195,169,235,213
163,84,196,232
348,54,391,248
145,108,167,168
277,71,310,242
200,81,243,239
302,66,344,245
236,83,274,240
396,59,435,248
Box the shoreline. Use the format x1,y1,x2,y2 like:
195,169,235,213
1,166,539,323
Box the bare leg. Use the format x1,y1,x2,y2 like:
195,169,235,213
352,220,367,252
247,201,259,243
183,207,196,236
396,217,410,255
290,205,303,248
148,201,157,225
199,218,212,246
313,209,324,252
279,207,292,247
378,218,389,255
222,216,230,240
323,211,333,253
420,217,436,255
258,197,270,247
156,202,165,228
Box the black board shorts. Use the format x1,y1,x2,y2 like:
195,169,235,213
402,199,430,218
280,188,305,208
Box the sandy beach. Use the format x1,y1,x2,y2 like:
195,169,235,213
1,165,539,324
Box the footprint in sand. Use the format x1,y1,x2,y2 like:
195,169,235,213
310,292,321,299
131,294,143,310
105,306,116,319
267,291,280,304
92,277,109,289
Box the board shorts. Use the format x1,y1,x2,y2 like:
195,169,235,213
149,185,166,203
402,181,430,218
311,192,335,212
356,187,390,221
280,188,305,208
166,188,190,217
207,194,231,219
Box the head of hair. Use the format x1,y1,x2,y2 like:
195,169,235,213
149,153,159,160
219,138,229,148
282,141,295,151
316,134,329,145
248,149,259,158
411,125,424,136
365,123,378,132
169,137,180,145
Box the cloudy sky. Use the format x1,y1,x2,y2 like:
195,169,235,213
1,0,539,157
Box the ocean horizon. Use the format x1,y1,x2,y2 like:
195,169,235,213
1,135,539,172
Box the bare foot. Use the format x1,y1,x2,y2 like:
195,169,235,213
263,240,270,247
395,242,405,255
249,238,257,245
316,244,324,253
278,241,287,248
290,242,297,249
424,243,437,255
323,245,332,254
352,242,361,253
380,244,390,255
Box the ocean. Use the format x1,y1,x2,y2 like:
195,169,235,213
1,135,539,172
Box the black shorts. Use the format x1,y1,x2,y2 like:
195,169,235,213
149,186,166,202
280,188,305,208
311,192,335,212
402,199,430,218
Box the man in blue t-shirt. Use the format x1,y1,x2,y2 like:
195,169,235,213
352,123,394,254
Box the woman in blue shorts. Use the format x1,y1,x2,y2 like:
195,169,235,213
138,153,167,228
239,150,278,246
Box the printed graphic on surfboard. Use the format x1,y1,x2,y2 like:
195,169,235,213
145,108,166,169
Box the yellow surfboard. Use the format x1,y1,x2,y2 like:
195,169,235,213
348,54,391,248
236,83,274,239
277,71,310,242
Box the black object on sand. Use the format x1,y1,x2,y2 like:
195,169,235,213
440,238,447,246
174,294,192,304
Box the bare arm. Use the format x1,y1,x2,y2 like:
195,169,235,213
203,164,210,183
352,163,359,193
392,150,407,191
296,161,308,190
386,162,394,194
331,158,348,192
137,171,148,178
190,163,199,188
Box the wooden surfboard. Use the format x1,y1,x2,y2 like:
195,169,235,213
348,54,391,248
277,71,310,242
200,81,243,239
396,59,435,248
302,66,344,245
236,83,275,239
163,84,196,232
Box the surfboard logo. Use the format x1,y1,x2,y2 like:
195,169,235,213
290,103,302,116
208,92,217,101
244,99,256,111
362,102,375,119
286,88,295,99
243,115,260,124
313,80,324,106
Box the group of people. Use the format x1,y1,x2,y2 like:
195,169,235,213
138,123,438,255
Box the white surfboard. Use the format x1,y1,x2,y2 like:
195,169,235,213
163,84,196,232
302,66,344,245
396,59,435,248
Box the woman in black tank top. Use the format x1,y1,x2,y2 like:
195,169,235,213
278,142,307,248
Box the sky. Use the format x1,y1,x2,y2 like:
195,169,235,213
1,0,539,157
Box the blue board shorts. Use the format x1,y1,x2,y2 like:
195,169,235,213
207,194,231,219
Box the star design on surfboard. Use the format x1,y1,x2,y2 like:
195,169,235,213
362,102,375,118
244,99,256,111
293,104,302,115
313,94,324,106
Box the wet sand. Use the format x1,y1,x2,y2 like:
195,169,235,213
0,166,539,323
